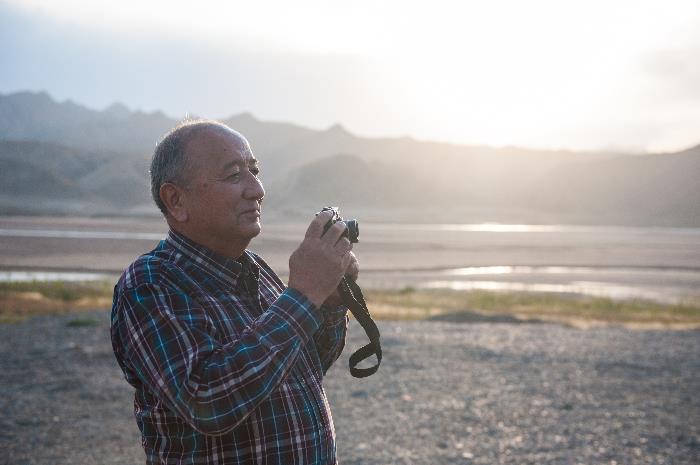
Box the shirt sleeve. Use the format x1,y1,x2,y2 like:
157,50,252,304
313,304,349,374
113,283,322,436
244,250,348,374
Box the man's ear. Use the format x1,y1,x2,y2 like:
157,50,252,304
160,182,189,222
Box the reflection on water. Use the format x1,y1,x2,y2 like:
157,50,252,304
363,265,700,304
0,271,111,282
442,265,700,278
2,267,698,304
2,222,699,303
2,224,700,239
0,229,164,240
422,280,676,303
367,223,700,235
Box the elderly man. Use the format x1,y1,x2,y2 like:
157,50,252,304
110,120,357,465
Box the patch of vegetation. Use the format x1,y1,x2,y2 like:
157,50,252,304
0,280,114,323
2,280,699,329
364,288,700,328
66,317,100,327
0,280,113,301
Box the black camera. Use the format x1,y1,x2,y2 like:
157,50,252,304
319,206,379,378
320,206,359,243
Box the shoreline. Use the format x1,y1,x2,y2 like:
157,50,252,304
2,280,699,330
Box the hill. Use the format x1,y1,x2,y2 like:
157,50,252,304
1,90,698,226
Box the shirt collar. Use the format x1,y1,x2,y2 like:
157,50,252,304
165,229,258,288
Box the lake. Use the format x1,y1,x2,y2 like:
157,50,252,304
1,216,699,304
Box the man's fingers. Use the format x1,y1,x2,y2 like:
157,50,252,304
340,249,354,270
334,237,352,254
346,252,359,279
323,221,348,244
305,210,334,239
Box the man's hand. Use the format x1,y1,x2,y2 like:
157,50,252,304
322,251,359,308
288,211,355,308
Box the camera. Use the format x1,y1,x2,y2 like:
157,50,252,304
320,206,359,243
319,206,380,377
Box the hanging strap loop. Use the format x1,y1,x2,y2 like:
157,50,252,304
337,277,382,378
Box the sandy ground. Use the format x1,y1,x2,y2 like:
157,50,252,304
2,216,700,273
3,216,700,303
1,310,698,465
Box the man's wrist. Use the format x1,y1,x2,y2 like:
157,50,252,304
322,295,343,308
320,302,348,322
286,287,325,312
278,288,325,332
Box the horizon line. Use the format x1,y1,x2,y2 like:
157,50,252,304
1,88,698,156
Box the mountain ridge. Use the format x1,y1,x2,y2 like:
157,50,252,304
1,90,698,226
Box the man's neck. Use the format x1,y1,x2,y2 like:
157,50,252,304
167,221,248,260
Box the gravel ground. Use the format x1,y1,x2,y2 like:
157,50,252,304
1,311,698,465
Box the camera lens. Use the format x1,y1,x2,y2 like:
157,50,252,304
346,219,359,243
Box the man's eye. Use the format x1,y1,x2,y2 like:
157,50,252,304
226,172,240,180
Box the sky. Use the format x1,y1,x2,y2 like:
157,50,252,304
2,0,699,152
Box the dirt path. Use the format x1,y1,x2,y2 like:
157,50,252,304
1,311,698,464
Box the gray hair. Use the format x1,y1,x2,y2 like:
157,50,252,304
150,119,232,215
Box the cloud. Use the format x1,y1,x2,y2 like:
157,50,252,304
641,45,700,103
0,1,376,126
2,0,699,151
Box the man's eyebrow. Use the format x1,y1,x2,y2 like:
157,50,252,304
221,158,258,171
221,161,240,171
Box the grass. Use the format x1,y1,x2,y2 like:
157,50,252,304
1,280,699,329
66,317,100,327
0,280,113,301
364,288,700,329
0,280,114,323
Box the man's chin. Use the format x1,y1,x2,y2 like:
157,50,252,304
241,222,262,239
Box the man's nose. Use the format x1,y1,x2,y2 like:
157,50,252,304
244,174,265,201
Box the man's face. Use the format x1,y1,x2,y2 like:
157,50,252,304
180,128,265,251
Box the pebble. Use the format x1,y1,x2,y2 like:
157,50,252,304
1,311,698,464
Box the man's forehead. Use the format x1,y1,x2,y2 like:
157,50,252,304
187,127,255,165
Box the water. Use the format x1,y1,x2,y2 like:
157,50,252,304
2,223,700,239
366,223,700,235
427,265,700,302
360,264,700,304
0,271,112,282
0,228,164,240
1,221,699,304
423,280,685,303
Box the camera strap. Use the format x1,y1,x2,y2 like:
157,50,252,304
337,277,382,378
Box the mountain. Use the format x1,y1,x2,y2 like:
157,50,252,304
268,153,432,208
0,139,149,215
0,91,173,154
0,90,698,226
0,90,620,179
524,144,700,226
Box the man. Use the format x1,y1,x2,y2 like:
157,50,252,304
110,120,358,465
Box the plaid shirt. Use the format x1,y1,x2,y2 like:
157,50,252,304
110,230,348,465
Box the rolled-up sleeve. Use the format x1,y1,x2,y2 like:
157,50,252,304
113,284,322,436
